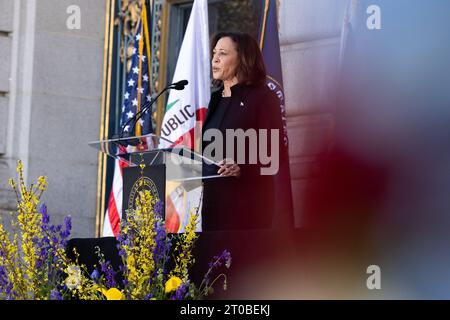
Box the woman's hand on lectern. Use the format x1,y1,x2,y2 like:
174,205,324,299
217,158,241,177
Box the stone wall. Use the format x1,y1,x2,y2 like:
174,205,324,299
0,0,106,238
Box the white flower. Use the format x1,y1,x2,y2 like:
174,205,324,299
65,265,81,290
65,275,81,290
66,265,81,277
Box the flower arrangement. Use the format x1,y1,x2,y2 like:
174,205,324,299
0,161,231,300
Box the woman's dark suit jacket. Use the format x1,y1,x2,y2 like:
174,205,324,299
201,82,287,231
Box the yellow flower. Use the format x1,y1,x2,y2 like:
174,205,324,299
171,212,199,279
165,276,182,293
37,176,48,191
101,288,123,300
16,160,23,173
126,255,135,266
8,178,16,189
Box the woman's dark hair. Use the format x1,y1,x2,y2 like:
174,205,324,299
211,32,267,86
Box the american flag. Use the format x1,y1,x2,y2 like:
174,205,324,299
103,11,153,237
120,25,153,137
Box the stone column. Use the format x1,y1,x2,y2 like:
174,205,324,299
0,0,21,220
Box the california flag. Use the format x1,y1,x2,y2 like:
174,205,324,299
159,0,210,149
160,0,209,233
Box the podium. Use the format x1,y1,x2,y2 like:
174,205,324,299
89,133,223,233
64,134,223,277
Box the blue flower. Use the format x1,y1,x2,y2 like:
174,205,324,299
90,269,100,281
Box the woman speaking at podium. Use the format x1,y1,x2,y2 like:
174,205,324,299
195,32,287,296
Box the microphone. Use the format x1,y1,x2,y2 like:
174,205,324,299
118,80,188,139
171,80,188,90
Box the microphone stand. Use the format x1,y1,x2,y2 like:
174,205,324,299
111,80,187,151
118,80,188,139
119,88,167,139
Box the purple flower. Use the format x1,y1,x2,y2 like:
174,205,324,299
154,200,163,216
144,293,154,300
35,258,43,269
51,235,59,245
64,216,72,232
208,250,232,269
171,283,189,300
203,250,232,287
153,220,169,265
39,203,50,224
118,248,126,258
0,265,12,295
50,289,63,300
99,260,117,288
60,216,72,240
35,204,78,293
